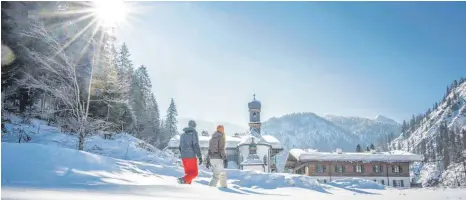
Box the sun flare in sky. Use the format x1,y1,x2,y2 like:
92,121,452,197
92,0,128,27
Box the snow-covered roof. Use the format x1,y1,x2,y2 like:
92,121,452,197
237,134,282,149
168,133,282,149
288,149,423,162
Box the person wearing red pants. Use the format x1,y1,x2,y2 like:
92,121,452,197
177,120,202,184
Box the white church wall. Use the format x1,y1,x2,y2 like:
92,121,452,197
257,145,270,172
238,145,249,163
238,144,270,172
242,165,265,172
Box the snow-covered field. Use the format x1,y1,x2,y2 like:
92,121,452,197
2,115,466,200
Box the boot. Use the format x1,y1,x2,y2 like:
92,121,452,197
177,177,187,184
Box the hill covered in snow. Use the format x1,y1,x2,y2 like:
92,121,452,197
2,124,466,200
261,112,401,171
326,115,400,149
390,78,466,186
2,113,466,199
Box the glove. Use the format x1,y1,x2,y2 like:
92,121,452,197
198,157,203,165
223,159,228,168
206,159,211,169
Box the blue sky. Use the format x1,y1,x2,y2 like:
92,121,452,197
117,1,466,126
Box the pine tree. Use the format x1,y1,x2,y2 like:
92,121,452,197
130,65,156,140
148,93,161,146
117,43,134,91
160,98,178,149
356,144,362,152
87,29,131,131
410,115,416,133
401,120,408,136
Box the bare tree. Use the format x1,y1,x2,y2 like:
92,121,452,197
16,19,105,150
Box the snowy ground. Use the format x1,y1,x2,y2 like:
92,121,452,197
2,116,466,200
3,143,466,200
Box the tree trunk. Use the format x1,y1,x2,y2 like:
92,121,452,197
78,130,85,150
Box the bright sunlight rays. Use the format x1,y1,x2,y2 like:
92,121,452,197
92,0,128,27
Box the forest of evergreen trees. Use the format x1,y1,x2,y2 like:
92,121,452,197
1,2,178,150
395,77,466,177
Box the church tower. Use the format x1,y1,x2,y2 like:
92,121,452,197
248,94,262,133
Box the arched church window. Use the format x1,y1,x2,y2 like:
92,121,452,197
263,155,268,165
249,143,257,155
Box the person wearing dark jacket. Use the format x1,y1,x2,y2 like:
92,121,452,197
177,120,202,184
206,125,228,187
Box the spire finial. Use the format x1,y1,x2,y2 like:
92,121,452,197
253,93,256,100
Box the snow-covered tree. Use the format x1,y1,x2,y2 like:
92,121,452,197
147,93,162,145
130,65,152,136
117,43,133,95
16,18,109,150
159,98,178,149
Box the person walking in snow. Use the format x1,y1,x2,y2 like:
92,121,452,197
177,120,202,184
206,125,228,188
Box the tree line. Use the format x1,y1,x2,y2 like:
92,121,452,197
390,77,466,185
400,77,465,139
1,2,178,150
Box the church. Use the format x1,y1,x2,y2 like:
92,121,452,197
168,95,283,173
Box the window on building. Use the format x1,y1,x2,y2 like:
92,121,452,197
334,165,345,173
381,180,385,185
392,180,405,187
249,144,257,155
263,155,267,165
353,165,364,173
316,164,326,173
373,165,383,173
227,155,236,161
323,179,327,184
392,165,403,173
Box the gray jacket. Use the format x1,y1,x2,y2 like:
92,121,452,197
179,127,202,159
208,131,226,160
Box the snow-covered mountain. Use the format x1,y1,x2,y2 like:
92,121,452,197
262,113,358,152
390,79,466,186
177,117,248,135
326,115,401,148
374,115,400,126
261,113,401,172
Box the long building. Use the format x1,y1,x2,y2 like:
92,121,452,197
285,148,423,188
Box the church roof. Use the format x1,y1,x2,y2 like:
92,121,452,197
248,100,261,109
237,132,282,149
248,94,261,109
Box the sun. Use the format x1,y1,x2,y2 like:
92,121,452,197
92,0,127,27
